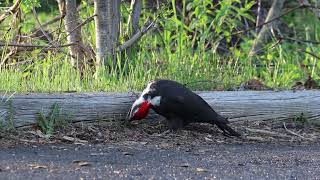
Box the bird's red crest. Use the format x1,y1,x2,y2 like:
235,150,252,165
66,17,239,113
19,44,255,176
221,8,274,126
131,101,151,120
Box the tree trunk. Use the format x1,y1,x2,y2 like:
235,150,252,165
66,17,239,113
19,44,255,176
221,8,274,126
57,0,86,71
1,91,320,128
249,0,285,56
94,0,120,67
127,0,142,35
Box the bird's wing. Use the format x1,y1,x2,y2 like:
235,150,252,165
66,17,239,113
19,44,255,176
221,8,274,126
159,92,204,121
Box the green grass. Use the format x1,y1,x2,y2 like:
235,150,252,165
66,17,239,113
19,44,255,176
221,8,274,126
0,1,319,92
37,103,67,138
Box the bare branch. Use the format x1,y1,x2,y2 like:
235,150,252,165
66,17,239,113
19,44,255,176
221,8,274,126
66,14,96,38
281,36,320,44
31,14,64,35
256,0,262,33
250,0,286,56
233,4,309,36
0,0,21,24
283,122,310,140
32,8,53,43
0,42,77,48
297,49,320,60
118,20,157,52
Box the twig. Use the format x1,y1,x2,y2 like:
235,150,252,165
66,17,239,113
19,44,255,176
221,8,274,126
118,20,157,51
43,14,96,52
283,122,311,140
256,0,262,33
65,14,96,39
297,49,320,60
31,14,64,34
32,8,53,43
246,136,266,141
0,42,77,48
127,0,142,35
250,37,283,54
0,0,21,24
232,4,309,36
245,128,291,138
282,36,320,45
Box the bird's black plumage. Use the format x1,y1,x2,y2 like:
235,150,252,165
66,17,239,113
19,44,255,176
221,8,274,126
147,79,240,137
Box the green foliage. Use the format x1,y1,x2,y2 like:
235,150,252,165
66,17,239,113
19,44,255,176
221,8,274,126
37,103,66,138
0,0,319,92
0,97,15,130
21,0,41,13
293,113,308,125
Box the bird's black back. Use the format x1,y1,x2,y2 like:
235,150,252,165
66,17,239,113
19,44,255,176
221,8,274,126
150,79,227,125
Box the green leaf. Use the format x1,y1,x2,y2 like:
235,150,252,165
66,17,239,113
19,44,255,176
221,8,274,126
21,0,41,13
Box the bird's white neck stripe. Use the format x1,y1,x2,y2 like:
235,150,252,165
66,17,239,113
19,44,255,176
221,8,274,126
150,96,161,106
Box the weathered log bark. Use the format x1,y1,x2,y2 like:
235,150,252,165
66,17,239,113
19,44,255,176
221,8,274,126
0,91,320,128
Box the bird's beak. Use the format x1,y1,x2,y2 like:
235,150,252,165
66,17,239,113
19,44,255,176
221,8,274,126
126,107,135,121
127,96,145,121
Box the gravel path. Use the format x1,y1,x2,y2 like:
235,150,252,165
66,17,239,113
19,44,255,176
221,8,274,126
0,143,320,180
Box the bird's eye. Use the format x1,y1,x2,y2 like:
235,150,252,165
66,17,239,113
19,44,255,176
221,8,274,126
142,93,149,99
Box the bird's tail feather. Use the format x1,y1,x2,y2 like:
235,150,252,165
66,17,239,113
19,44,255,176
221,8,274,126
215,116,241,137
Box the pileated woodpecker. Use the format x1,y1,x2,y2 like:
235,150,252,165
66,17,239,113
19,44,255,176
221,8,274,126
127,79,240,137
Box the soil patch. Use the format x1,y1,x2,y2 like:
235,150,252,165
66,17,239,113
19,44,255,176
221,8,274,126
1,118,319,148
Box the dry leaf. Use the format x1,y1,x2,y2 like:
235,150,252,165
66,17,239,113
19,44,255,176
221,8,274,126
123,152,134,156
72,160,91,167
304,75,318,89
196,168,208,172
241,79,266,90
63,136,75,142
36,130,46,138
179,163,190,168
28,163,48,169
90,153,104,156
246,136,265,141
62,136,88,144
140,142,148,145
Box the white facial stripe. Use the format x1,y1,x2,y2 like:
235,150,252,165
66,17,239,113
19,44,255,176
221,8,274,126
129,81,156,117
141,81,154,96
131,96,145,113
150,96,161,106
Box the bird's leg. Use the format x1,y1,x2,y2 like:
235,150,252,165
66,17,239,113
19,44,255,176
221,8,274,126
167,117,185,131
152,118,185,137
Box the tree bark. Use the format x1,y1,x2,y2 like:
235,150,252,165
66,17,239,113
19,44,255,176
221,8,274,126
94,0,120,67
57,0,86,71
127,0,142,35
1,91,320,128
249,0,286,56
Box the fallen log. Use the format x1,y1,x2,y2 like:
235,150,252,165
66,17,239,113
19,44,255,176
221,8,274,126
0,91,320,128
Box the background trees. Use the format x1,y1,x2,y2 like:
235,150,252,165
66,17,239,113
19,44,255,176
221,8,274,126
0,0,319,92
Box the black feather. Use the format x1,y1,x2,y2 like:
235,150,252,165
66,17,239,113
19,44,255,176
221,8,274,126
148,79,241,137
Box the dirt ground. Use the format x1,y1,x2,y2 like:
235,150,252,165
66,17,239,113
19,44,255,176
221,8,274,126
1,118,320,148
1,119,320,179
